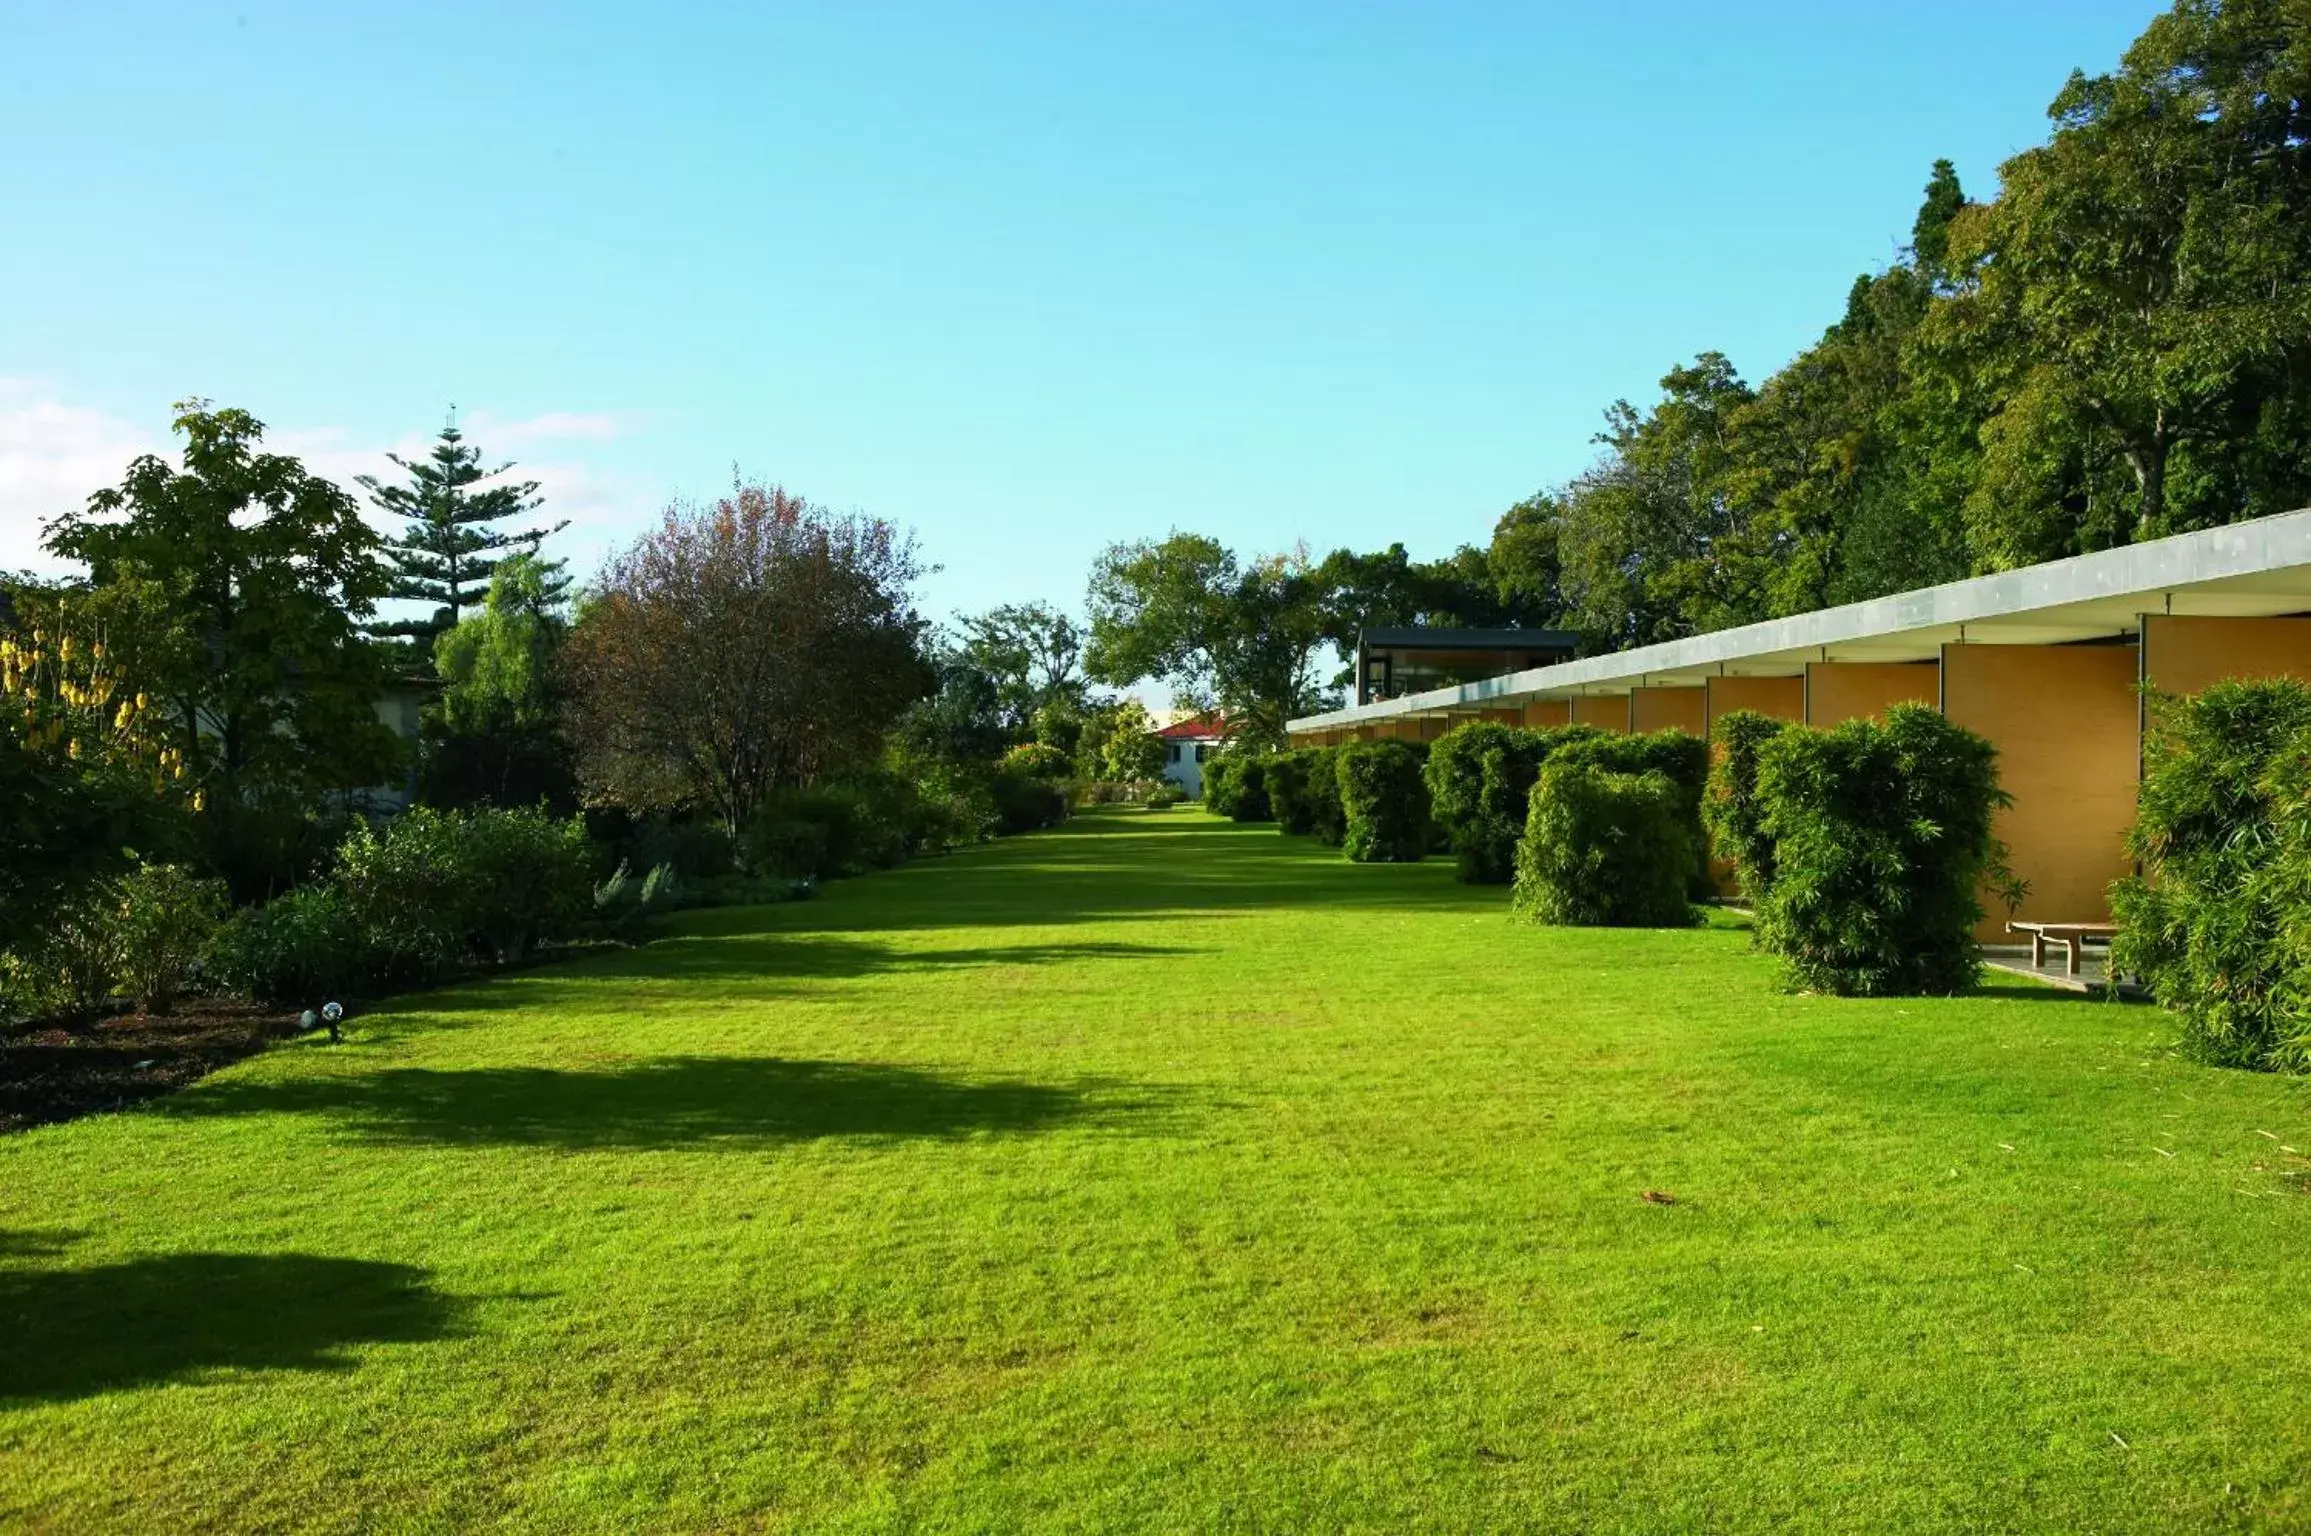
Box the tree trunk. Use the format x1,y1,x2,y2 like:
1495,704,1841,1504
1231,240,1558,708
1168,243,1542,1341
2127,416,2169,539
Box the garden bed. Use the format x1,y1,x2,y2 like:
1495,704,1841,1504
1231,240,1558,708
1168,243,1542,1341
0,1001,298,1134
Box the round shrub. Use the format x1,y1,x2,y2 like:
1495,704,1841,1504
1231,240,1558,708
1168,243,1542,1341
991,765,1070,833
1512,761,1695,927
1337,739,1430,862
1002,742,1072,781
1752,704,2005,997
1704,710,1790,902
1217,754,1273,822
2112,680,2311,1071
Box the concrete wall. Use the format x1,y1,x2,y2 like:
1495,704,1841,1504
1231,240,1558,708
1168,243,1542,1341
1570,695,1630,733
2141,614,2311,696
1805,661,1939,726
1522,699,1571,729
1629,685,1706,736
1941,642,2140,937
1702,675,1804,736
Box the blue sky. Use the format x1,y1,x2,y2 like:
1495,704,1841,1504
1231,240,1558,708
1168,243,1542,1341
1,1,2153,629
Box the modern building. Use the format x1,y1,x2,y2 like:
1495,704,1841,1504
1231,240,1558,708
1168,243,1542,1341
1157,715,1228,798
1354,627,1579,705
1291,510,2311,937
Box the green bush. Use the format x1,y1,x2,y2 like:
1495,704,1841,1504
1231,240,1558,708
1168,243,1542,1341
1201,755,1241,815
458,809,596,963
2111,680,2311,1072
1205,754,1273,821
211,885,370,1006
1752,704,2006,996
1552,728,1713,897
1001,742,1072,781
1337,740,1430,862
991,765,1070,833
4,883,124,1019
1512,761,1695,927
110,863,230,1013
1270,746,1345,843
332,809,475,984
1144,782,1187,810
1425,722,1605,883
1704,711,1790,902
744,779,920,881
592,859,684,940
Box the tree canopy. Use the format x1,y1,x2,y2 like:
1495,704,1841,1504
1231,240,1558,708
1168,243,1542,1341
360,421,570,651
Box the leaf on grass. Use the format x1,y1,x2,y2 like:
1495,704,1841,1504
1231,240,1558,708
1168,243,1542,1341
1640,1190,1677,1205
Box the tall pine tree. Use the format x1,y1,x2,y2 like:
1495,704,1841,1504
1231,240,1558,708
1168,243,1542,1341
359,417,569,649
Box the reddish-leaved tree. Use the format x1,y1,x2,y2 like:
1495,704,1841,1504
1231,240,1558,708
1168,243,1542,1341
563,483,931,834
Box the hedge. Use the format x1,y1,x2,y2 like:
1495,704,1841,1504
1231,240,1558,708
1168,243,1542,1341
1426,722,1606,883
1703,710,1790,902
1229,756,1273,822
1512,761,1694,927
1552,728,1713,897
1337,739,1430,862
1751,704,2005,996
1269,747,1345,843
2112,680,2311,1072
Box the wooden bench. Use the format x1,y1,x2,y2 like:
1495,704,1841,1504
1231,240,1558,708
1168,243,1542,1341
2006,921,2119,976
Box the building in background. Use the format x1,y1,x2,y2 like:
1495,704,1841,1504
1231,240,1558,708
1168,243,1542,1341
1355,627,1579,705
1156,715,1229,798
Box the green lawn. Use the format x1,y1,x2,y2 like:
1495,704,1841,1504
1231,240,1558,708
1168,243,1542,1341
4,810,2310,1532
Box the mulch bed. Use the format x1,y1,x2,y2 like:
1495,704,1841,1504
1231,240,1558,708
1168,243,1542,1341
1,1002,303,1135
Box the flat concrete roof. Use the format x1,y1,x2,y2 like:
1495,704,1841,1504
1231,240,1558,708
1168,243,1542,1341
1358,626,1579,651
1291,508,2311,732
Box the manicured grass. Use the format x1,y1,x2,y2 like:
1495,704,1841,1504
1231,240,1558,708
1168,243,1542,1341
4,809,2310,1532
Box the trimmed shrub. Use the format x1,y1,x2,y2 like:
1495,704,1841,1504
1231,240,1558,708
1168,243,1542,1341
1287,747,1347,845
1337,739,1430,862
1752,704,2005,996
1704,710,1790,901
1512,761,1694,927
2111,680,2311,1072
333,808,479,983
1553,728,1712,897
211,885,370,1005
1426,722,1606,883
110,863,230,1013
1265,751,1316,836
1217,755,1273,822
1144,782,1187,810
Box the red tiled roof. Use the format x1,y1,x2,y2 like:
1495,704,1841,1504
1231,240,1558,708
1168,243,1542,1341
1155,715,1229,740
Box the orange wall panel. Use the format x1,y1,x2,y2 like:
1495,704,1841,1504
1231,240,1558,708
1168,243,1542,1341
1630,686,1706,736
2142,615,2311,696
1703,675,1804,736
1941,643,2139,937
1570,695,1630,733
1806,662,1939,726
1522,700,1571,728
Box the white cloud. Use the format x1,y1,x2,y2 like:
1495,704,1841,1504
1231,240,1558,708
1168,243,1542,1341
0,380,160,574
0,387,655,601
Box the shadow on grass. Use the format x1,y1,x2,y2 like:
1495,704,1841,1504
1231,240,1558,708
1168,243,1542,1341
170,1056,1192,1149
0,1248,462,1403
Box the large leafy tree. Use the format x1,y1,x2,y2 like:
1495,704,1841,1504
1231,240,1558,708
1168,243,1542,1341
562,482,932,834
1919,0,2311,562
42,402,403,888
360,421,570,650
1085,534,1336,748
956,601,1086,738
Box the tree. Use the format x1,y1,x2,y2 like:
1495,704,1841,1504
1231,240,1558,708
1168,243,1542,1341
420,554,578,811
1094,699,1165,782
1086,535,1337,747
1918,0,2311,561
562,481,932,835
42,402,403,892
956,602,1086,737
359,421,570,651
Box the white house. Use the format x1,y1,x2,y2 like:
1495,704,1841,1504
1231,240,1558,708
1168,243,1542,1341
1156,715,1229,798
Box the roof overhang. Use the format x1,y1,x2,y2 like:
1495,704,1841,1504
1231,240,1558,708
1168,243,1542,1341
1290,508,2311,733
